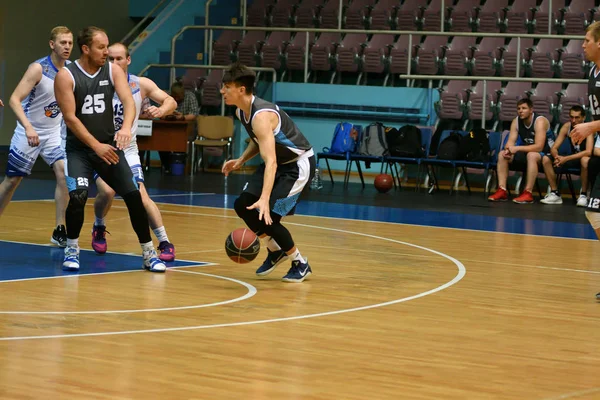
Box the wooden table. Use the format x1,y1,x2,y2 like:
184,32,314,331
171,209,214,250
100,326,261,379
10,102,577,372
136,119,195,172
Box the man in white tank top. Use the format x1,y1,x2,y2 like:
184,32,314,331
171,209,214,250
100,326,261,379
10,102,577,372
91,42,178,261
0,26,73,247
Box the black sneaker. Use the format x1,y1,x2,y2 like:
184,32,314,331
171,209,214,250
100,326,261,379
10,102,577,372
596,292,600,300
51,225,67,248
282,260,312,283
255,249,288,276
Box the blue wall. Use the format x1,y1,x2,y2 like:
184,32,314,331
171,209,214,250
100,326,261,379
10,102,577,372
129,0,169,18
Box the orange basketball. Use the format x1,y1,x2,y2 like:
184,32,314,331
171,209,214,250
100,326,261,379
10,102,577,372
374,174,393,193
225,228,260,264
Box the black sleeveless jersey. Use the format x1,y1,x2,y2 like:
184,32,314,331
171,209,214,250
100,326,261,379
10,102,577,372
64,60,115,150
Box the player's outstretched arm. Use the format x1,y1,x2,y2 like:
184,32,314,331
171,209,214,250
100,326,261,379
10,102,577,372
140,77,177,119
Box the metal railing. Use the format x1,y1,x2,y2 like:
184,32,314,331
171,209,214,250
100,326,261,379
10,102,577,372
399,74,588,128
121,0,170,45
169,24,585,84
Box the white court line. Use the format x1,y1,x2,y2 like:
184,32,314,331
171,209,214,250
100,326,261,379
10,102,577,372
0,270,257,315
543,387,600,400
0,223,466,341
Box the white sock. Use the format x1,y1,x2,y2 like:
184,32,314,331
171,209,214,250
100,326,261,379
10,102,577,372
141,241,154,254
266,237,281,252
95,217,105,227
152,227,169,243
290,249,306,264
66,238,79,248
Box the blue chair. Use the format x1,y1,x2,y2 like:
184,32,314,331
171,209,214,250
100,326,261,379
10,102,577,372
316,125,364,188
421,130,469,194
385,127,433,191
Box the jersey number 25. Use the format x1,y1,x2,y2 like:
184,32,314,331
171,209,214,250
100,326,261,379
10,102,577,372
82,94,105,115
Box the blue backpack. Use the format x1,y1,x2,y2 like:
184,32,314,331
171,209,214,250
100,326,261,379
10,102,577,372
324,122,362,154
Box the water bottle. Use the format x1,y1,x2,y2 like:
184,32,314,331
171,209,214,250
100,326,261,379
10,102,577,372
311,165,323,190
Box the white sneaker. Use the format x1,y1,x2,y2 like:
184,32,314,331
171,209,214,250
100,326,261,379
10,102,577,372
62,246,80,271
577,194,588,207
540,192,563,204
143,249,167,273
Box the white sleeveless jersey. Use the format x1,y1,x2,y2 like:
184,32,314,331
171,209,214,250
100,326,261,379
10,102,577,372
15,56,70,138
112,73,142,143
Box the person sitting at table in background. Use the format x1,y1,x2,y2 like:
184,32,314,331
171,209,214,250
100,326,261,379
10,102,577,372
156,81,199,173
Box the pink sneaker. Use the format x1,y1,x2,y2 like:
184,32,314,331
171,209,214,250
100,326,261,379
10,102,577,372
158,241,175,262
91,225,108,254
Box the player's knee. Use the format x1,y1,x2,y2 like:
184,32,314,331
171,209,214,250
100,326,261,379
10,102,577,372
582,157,590,169
69,189,88,208
234,193,257,218
526,151,540,162
542,155,551,166
586,210,600,229
3,175,23,189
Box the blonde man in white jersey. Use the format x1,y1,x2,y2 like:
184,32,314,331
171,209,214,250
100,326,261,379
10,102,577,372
0,26,72,247
91,42,177,260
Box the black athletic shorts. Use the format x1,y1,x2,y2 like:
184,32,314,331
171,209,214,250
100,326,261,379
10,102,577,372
65,147,138,196
243,154,316,217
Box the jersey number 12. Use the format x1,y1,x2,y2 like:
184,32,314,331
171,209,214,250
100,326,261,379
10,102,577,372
82,94,105,114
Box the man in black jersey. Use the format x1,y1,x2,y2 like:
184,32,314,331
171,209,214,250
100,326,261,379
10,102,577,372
571,21,600,300
220,63,316,283
540,105,592,206
54,26,166,273
488,99,551,204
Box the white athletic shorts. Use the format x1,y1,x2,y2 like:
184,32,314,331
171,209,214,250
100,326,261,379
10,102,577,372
6,127,64,176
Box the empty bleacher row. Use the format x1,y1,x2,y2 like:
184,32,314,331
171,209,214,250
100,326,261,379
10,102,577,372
246,0,598,34
437,80,587,130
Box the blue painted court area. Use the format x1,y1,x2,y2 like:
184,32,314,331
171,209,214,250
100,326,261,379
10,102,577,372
8,178,598,241
0,241,204,282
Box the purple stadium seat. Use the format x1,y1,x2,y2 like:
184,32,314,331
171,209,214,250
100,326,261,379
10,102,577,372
369,0,398,30
529,83,562,123
499,38,533,77
270,0,298,27
504,0,535,33
320,0,351,28
283,32,316,71
395,0,427,31
528,39,563,78
246,0,276,26
294,0,323,28
310,33,341,71
344,0,373,29
335,33,368,72
421,0,453,32
447,0,480,32
471,37,504,76
236,31,267,67
497,82,533,122
182,69,206,91
559,84,588,124
468,80,501,121
562,0,595,35
443,36,477,76
200,70,223,108
212,30,243,66
362,34,396,74
475,0,508,33
259,31,292,69
414,35,448,75
389,34,421,74
559,39,587,79
437,80,472,119
533,0,565,34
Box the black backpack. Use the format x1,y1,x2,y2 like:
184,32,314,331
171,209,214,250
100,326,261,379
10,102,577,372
437,131,462,160
458,128,490,162
387,125,424,158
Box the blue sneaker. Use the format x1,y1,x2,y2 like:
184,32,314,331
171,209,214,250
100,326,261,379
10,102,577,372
143,249,167,273
256,249,288,276
62,246,80,271
282,260,312,283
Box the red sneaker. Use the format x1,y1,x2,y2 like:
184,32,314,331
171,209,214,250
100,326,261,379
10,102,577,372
488,187,508,202
513,190,534,204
